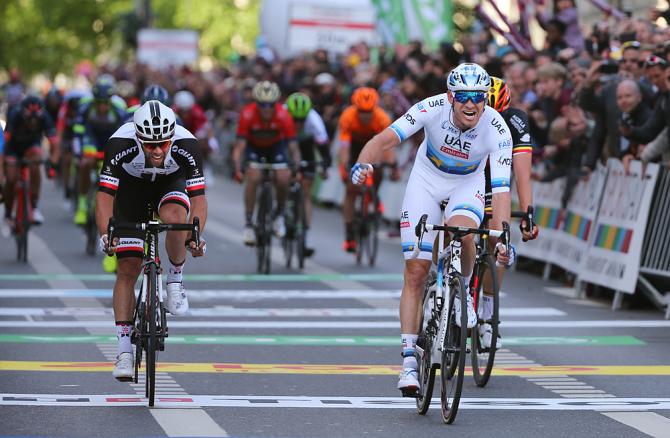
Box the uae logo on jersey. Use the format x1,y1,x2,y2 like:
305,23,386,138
417,102,427,113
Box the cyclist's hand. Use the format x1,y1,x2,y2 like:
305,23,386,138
350,163,373,185
99,234,118,255
187,237,206,257
495,242,516,267
320,168,329,180
45,161,57,180
233,169,244,184
520,220,539,242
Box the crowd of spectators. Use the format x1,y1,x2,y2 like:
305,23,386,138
3,1,670,208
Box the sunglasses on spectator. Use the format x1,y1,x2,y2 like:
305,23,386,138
140,139,171,151
453,91,487,104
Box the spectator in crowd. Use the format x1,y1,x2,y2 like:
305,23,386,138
536,0,584,53
506,61,537,112
530,62,572,148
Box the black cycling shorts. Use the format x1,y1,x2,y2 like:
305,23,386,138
245,143,288,165
112,177,190,259
4,141,41,159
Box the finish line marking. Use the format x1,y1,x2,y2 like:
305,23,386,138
1,394,669,410
0,320,668,328
0,289,403,299
1,361,668,376
0,306,564,318
0,273,404,282
0,334,645,346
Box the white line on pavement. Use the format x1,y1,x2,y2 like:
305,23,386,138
150,409,228,437
2,394,670,411
602,412,670,438
0,306,565,318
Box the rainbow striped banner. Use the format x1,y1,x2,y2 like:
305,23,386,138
562,212,592,241
594,224,633,253
535,206,562,230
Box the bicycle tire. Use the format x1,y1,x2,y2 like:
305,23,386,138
416,277,438,415
16,184,30,263
132,287,144,384
355,188,367,265
471,253,500,387
146,263,158,407
283,187,298,269
295,189,306,269
440,273,467,424
85,189,97,255
262,187,273,275
256,187,270,274
366,189,380,266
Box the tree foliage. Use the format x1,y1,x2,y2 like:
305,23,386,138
0,0,260,77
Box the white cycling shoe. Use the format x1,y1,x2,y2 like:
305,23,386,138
454,292,477,328
166,282,189,316
273,215,286,238
32,208,45,225
243,225,256,246
113,352,134,381
479,323,502,350
397,368,420,396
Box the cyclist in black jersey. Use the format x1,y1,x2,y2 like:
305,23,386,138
96,100,207,381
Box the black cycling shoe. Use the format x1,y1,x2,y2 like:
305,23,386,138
304,246,315,257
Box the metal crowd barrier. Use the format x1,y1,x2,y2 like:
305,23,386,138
639,166,670,319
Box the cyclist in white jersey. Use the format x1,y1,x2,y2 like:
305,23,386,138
351,63,513,395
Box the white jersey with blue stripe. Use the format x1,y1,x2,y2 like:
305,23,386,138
389,93,513,193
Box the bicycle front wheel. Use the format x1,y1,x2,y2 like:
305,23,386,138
295,190,306,269
146,264,158,407
416,274,438,415
440,273,467,424
471,253,500,387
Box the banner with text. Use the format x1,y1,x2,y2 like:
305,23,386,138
580,159,659,293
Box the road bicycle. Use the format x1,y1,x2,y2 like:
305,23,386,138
412,201,509,423
83,152,105,255
250,160,287,274
10,158,38,263
106,209,200,407
353,170,380,266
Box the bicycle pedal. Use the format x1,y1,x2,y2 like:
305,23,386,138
400,387,420,398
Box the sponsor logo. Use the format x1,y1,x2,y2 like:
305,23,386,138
404,113,416,125
475,190,485,203
491,118,507,135
464,131,477,141
443,134,471,153
498,139,512,150
400,211,409,220
520,133,531,143
509,114,526,131
416,102,427,113
111,146,138,165
172,145,196,167
497,156,512,166
428,98,444,108
400,221,411,228
441,147,469,159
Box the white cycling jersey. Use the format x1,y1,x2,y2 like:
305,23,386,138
301,109,329,144
389,93,513,260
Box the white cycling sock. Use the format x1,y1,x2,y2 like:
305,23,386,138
167,258,185,284
481,295,494,320
116,322,132,356
401,334,418,369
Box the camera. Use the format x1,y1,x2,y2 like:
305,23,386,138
599,61,619,74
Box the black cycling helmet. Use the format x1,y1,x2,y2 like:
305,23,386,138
45,87,63,103
142,84,170,105
21,95,45,118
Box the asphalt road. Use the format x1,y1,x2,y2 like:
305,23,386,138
1,176,669,438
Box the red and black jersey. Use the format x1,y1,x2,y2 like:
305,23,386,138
236,102,296,149
99,123,205,198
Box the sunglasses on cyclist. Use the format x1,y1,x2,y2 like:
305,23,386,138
140,139,171,151
453,91,487,104
257,102,275,109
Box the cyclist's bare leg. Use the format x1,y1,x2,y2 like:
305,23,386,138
160,203,188,266
446,215,477,278
77,157,94,197
3,160,18,218
399,259,431,333
25,148,43,206
302,178,314,227
244,167,261,221
113,257,142,322
275,168,290,213
343,180,358,240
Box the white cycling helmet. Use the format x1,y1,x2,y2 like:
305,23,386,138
252,81,281,103
446,63,491,93
174,90,195,110
314,72,335,86
134,100,176,142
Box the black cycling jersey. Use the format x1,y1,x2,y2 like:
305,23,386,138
4,109,56,157
99,123,205,198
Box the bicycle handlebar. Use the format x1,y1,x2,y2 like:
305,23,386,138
411,214,509,259
106,217,200,256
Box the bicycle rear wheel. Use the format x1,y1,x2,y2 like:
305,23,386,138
355,189,367,265
440,273,467,424
256,187,273,274
15,185,30,263
146,264,158,407
85,190,97,255
295,190,306,269
471,253,500,387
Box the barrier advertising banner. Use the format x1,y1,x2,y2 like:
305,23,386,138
580,159,659,293
551,162,607,274
137,29,198,68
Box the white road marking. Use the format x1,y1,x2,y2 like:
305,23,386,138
0,289,402,299
150,409,229,437
603,411,670,438
2,394,670,411
0,306,565,318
